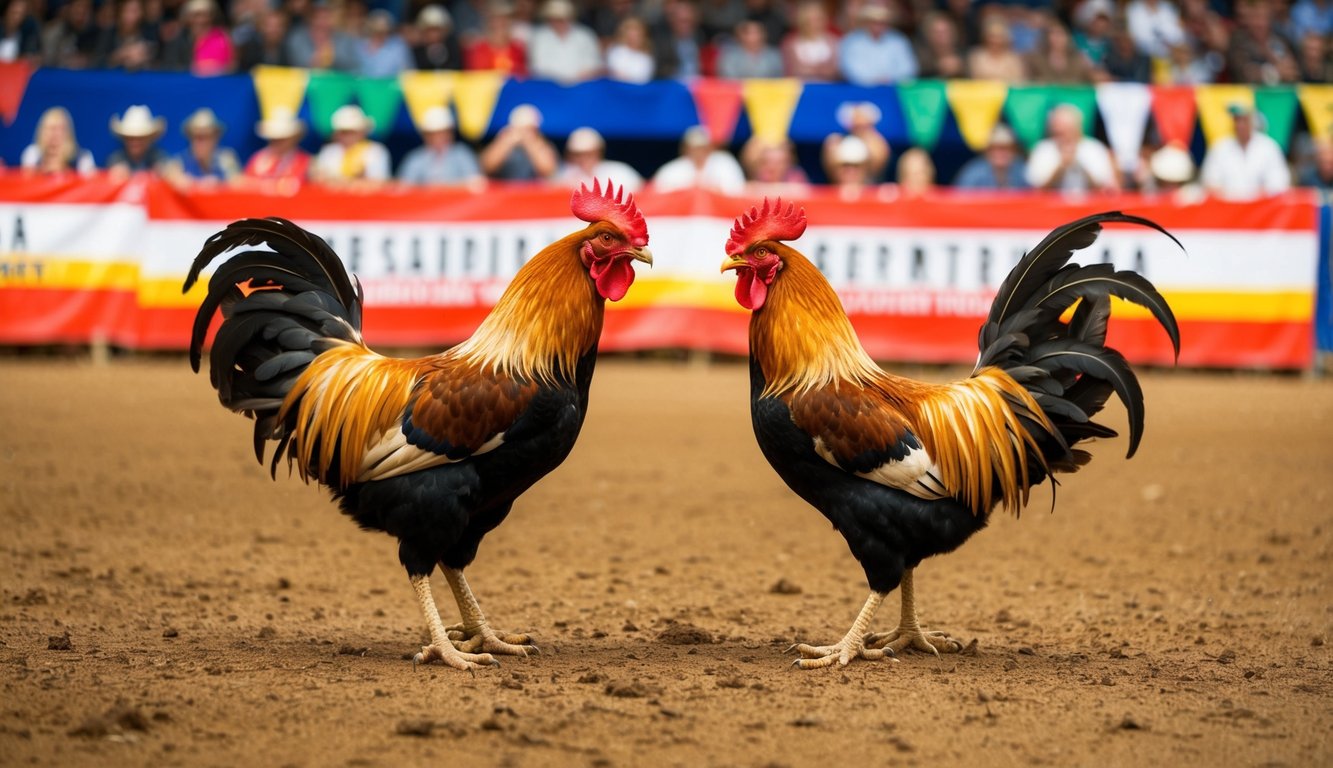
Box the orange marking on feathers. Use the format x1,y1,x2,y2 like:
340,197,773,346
236,278,284,298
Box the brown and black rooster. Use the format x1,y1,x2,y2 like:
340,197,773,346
185,181,651,670
721,201,1180,668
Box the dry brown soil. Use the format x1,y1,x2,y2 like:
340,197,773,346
1,357,1330,767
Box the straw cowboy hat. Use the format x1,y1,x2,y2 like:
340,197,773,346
110,105,165,138
330,104,374,134
182,107,226,137
256,107,306,140
419,106,456,133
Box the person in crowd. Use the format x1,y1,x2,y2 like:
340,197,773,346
915,10,966,79
968,15,1026,82
952,124,1029,190
827,135,881,200
357,9,411,77
556,127,644,191
164,107,241,188
1290,0,1333,39
742,0,790,47
237,8,293,69
41,0,100,68
20,107,96,175
287,0,361,71
1126,0,1186,59
605,16,655,83
242,107,311,190
895,147,936,199
1162,40,1216,83
398,106,483,187
229,0,268,49
1297,31,1332,82
479,104,558,181
781,0,839,80
1072,0,1114,68
1228,0,1298,83
465,1,527,75
412,4,463,69
652,0,705,78
161,0,235,75
1100,21,1152,81
839,2,918,85
107,104,169,179
587,0,638,41
527,0,602,83
1027,19,1095,83
652,125,747,195
1026,104,1120,193
699,0,747,41
1146,142,1204,201
1200,102,1291,199
95,0,158,71
312,104,391,186
0,0,41,62
1296,135,1333,189
717,17,783,78
741,135,810,196
821,102,890,183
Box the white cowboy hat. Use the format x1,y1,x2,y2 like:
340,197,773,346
566,127,604,153
182,107,226,137
419,106,456,133
110,105,165,138
507,104,542,129
1149,144,1195,184
330,104,374,133
256,107,305,140
681,125,711,149
835,135,870,165
417,4,451,28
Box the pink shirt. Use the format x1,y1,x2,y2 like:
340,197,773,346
193,27,234,76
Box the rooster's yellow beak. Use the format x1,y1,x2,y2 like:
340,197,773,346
720,254,746,273
630,247,653,266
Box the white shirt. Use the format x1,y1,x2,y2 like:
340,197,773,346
557,159,644,193
313,140,391,182
605,45,655,84
652,152,747,195
1026,137,1117,192
1126,0,1186,59
528,24,602,84
1200,133,1291,200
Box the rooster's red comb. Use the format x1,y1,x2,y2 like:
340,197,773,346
570,179,648,247
726,198,807,255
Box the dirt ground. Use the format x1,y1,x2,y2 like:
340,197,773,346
0,357,1330,767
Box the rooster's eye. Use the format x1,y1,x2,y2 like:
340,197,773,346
755,247,768,258
601,233,612,242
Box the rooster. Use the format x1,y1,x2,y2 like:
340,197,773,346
721,201,1180,669
185,181,651,670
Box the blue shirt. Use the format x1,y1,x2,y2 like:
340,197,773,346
397,143,481,185
839,29,918,85
952,156,1030,190
358,35,413,78
1291,0,1333,38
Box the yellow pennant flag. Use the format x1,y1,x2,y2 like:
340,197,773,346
945,79,1008,151
399,70,459,132
741,79,803,143
1298,85,1333,141
252,66,310,121
1195,84,1253,145
452,71,505,141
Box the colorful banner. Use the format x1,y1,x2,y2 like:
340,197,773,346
399,70,457,132
1097,82,1153,173
1151,85,1198,148
251,65,310,122
690,78,744,145
1254,85,1299,153
452,71,505,141
1298,85,1333,142
946,79,1008,151
1196,84,1254,145
897,80,948,150
0,174,1318,369
741,79,803,143
0,61,35,126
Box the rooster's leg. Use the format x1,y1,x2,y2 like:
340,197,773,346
440,567,539,657
790,592,897,669
865,569,963,656
409,574,499,671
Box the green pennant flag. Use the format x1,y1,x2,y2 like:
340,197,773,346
1003,86,1050,148
1254,85,1299,154
354,77,404,139
306,71,357,136
896,80,948,150
1047,85,1097,133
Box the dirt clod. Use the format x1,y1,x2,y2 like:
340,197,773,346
769,579,802,595
657,623,713,645
68,702,150,738
46,633,72,651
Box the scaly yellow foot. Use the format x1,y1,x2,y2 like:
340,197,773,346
444,622,539,657
864,568,963,657
789,592,896,670
409,574,499,672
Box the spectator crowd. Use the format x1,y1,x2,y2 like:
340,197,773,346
5,0,1333,196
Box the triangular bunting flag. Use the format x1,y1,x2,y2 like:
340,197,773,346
306,71,358,136
897,80,948,150
400,70,458,133
453,71,505,141
690,78,744,146
1097,82,1152,173
946,79,1008,151
251,65,310,122
354,77,403,139
1151,85,1197,147
1004,86,1052,148
741,78,803,142
1298,85,1333,142
1047,85,1097,133
0,61,35,126
1254,86,1299,154
1196,84,1253,145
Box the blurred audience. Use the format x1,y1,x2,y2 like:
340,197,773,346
822,102,890,183
287,1,360,71
358,9,411,76
164,107,240,188
412,5,462,70
465,1,527,75
95,0,158,71
1296,135,1333,189
479,104,558,181
160,0,234,75
242,107,311,189
1027,20,1094,83
1101,24,1152,81
1297,31,1332,82
839,2,918,86
895,147,936,199
827,134,879,200
605,16,655,83
313,104,391,186
952,124,1028,190
741,135,810,196
1,0,41,62
915,11,966,79
1126,0,1186,59
527,0,601,83
1146,142,1204,201
1199,102,1292,199
1290,0,1333,39
20,106,96,176
41,0,99,68
781,1,839,81
398,106,483,186
556,126,644,191
968,15,1026,82
718,17,782,78
1229,0,1298,84
1026,104,1120,193
652,0,704,78
107,104,168,178
652,125,746,194
237,8,293,69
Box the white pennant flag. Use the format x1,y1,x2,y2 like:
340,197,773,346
1096,82,1153,175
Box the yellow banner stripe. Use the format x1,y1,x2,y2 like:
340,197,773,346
0,259,139,291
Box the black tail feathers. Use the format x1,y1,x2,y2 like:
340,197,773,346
976,211,1182,463
184,217,363,467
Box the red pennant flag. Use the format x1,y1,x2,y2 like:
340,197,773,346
1151,85,1197,148
689,78,743,146
0,61,34,126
